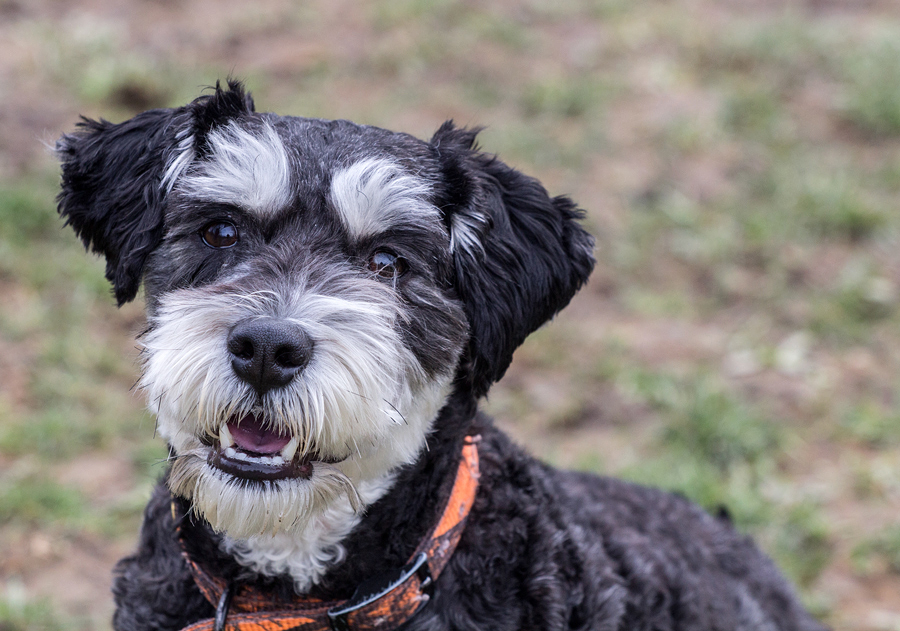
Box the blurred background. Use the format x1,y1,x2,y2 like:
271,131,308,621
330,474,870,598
1,0,899,629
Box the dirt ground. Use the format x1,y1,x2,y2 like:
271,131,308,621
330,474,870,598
2,1,900,629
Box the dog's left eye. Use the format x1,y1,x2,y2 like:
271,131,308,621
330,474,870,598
201,222,239,249
368,250,408,280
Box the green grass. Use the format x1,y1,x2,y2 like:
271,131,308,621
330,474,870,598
520,76,609,119
0,477,87,526
0,176,147,463
720,85,783,139
852,524,900,575
840,401,900,448
0,460,154,540
0,185,59,244
841,38,900,137
770,502,832,589
614,370,830,588
4,1,900,627
620,370,782,469
0,580,67,631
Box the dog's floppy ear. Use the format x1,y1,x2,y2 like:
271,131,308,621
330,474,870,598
56,80,255,305
431,122,595,397
57,109,179,305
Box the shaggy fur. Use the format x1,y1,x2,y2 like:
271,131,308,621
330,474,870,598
57,81,825,631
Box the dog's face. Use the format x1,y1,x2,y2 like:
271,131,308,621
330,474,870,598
57,82,594,540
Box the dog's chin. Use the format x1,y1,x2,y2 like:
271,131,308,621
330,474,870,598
169,454,360,539
167,415,362,539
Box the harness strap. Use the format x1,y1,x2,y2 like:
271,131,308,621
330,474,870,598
177,436,480,631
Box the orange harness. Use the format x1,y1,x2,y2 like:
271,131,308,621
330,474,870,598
176,436,480,631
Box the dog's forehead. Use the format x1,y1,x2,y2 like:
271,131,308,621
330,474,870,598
270,114,435,172
172,113,445,239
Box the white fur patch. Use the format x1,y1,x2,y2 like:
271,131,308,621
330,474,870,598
449,209,489,257
329,158,439,240
174,120,293,216
161,125,195,194
220,473,396,593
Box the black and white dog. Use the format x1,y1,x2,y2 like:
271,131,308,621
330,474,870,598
57,82,825,631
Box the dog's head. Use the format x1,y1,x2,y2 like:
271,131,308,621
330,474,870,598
57,81,594,539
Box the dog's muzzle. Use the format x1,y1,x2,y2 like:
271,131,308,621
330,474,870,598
201,317,341,482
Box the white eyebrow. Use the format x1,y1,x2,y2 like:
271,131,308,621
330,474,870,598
171,120,294,217
329,158,439,239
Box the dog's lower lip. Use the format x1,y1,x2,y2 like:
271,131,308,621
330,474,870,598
208,446,315,481
206,443,347,481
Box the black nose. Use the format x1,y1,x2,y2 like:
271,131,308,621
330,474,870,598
227,317,313,395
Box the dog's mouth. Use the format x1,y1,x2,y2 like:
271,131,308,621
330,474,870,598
205,412,344,481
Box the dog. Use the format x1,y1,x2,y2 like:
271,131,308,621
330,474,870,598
56,81,825,631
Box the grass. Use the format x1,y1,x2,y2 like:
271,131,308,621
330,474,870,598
0,175,148,462
643,373,782,471
840,401,900,448
852,525,900,576
611,370,830,588
841,37,900,137
0,580,67,631
3,1,900,629
0,477,87,526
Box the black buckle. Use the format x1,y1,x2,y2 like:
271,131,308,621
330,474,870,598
327,552,433,631
213,582,233,631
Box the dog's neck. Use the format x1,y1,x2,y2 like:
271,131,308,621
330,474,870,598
218,472,398,593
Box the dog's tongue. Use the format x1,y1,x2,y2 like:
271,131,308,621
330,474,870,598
228,414,291,455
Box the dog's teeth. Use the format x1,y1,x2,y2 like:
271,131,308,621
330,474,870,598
225,447,237,458
281,435,301,462
219,424,234,448
273,455,285,466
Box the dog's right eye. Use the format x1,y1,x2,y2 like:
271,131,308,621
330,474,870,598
201,222,239,249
